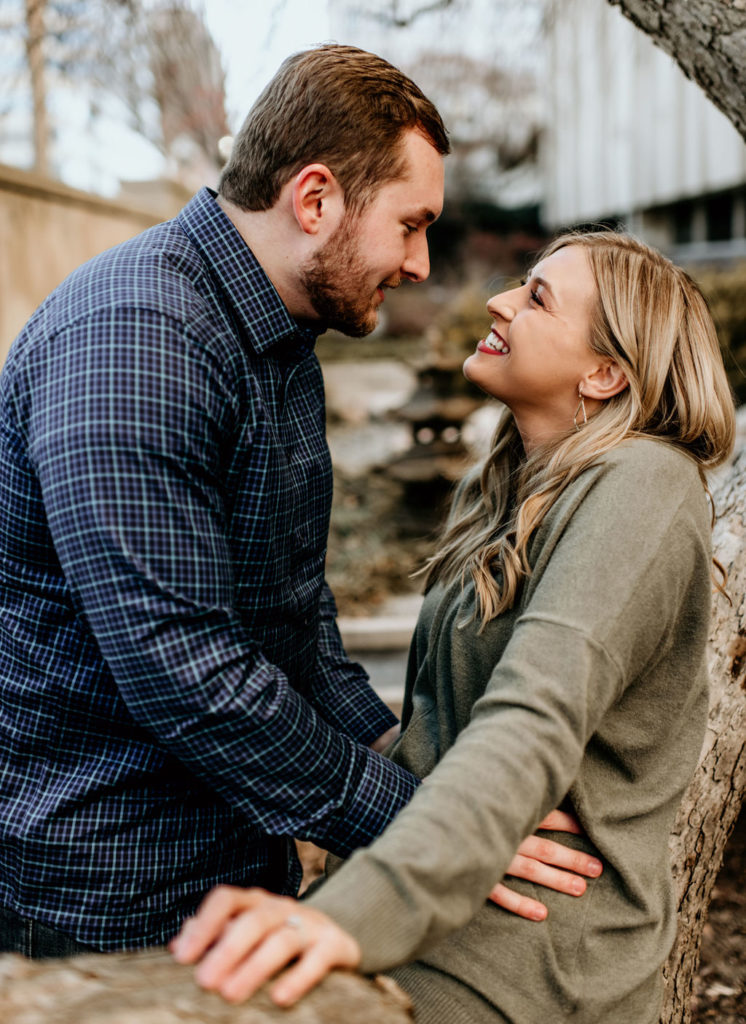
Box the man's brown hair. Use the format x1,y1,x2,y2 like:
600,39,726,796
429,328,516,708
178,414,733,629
218,44,449,213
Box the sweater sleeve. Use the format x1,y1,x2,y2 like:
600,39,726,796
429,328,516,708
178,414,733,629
307,442,711,971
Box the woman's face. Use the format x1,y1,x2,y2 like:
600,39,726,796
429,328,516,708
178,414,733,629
463,245,601,449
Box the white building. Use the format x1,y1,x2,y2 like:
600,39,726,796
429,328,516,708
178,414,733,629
542,0,746,262
328,0,545,208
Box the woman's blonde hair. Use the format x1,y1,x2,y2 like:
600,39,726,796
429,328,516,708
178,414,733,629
421,230,736,624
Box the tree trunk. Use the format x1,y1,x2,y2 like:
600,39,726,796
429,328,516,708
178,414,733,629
24,0,49,177
607,0,746,142
659,445,746,1022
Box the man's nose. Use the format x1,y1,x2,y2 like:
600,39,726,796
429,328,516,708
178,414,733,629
402,235,430,283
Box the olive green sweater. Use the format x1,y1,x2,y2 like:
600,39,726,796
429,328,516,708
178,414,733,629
308,438,712,1023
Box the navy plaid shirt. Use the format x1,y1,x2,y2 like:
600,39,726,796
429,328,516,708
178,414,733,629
0,188,419,949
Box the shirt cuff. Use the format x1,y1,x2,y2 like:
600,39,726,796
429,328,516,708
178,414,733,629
320,746,420,859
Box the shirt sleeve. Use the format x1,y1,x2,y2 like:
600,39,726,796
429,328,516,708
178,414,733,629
28,309,418,859
307,447,711,970
305,583,400,746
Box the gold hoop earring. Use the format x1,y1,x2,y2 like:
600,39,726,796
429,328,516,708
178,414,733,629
574,386,587,431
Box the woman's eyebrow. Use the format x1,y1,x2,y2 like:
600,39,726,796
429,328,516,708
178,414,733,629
530,274,556,302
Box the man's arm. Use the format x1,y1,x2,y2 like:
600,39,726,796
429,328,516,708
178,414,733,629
304,584,400,748
31,311,419,860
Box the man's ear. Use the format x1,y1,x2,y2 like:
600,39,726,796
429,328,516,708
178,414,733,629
581,360,628,401
291,164,344,236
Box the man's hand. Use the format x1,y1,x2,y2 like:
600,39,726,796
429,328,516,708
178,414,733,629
369,722,400,753
171,887,360,1007
294,839,328,895
489,810,603,921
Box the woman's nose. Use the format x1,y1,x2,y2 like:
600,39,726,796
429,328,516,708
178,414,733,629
486,287,519,321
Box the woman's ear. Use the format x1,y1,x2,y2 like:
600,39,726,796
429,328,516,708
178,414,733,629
291,164,344,236
581,360,628,401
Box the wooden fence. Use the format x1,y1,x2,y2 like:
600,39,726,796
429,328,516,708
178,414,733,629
0,163,188,364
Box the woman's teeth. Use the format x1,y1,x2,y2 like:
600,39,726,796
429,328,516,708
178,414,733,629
484,333,509,353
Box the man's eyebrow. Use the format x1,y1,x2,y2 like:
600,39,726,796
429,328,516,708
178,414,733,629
411,207,438,224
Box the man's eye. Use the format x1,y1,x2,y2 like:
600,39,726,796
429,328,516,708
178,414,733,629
404,224,418,235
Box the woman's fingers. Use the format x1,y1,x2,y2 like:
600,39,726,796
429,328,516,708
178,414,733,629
271,924,361,1006
171,887,361,1006
193,904,293,991
171,886,288,966
214,920,308,1003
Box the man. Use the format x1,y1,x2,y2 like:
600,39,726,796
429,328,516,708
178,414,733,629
0,45,593,958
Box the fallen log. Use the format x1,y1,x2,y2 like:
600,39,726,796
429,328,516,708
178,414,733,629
0,947,413,1023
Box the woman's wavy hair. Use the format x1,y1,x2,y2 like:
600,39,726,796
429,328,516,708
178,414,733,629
420,230,736,624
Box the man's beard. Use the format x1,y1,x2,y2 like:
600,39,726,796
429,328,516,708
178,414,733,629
300,215,392,338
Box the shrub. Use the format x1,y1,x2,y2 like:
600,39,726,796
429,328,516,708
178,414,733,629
694,263,746,406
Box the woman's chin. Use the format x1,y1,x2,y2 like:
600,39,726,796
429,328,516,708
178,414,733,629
462,357,500,401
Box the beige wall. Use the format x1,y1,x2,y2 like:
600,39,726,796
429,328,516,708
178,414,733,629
0,164,189,364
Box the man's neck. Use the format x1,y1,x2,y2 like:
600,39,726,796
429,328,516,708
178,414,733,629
216,195,318,321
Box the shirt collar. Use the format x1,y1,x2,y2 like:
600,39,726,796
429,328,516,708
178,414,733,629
177,188,321,361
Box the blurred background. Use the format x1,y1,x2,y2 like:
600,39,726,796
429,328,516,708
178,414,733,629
0,2,744,1016
2,0,745,617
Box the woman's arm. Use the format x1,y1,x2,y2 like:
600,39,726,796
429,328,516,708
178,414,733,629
174,807,603,1007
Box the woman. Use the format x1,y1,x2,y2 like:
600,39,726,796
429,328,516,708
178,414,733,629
170,231,735,1023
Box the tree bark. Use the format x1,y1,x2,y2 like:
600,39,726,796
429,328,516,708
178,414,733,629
660,445,746,1022
607,0,746,142
0,947,414,1023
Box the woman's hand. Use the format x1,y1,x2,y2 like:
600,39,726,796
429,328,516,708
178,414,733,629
170,886,360,1007
489,810,603,921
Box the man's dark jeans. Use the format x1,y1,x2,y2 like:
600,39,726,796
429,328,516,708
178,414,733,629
0,906,97,959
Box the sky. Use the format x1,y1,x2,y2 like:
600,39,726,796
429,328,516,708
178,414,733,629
92,0,336,192
202,0,335,130
0,0,543,195
0,0,337,193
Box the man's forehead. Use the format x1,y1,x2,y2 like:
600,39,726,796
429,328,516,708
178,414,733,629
397,130,445,206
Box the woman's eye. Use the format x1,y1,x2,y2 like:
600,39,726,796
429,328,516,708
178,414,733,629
530,288,544,307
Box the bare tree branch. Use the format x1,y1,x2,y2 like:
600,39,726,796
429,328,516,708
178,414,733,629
349,0,457,29
608,0,746,142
